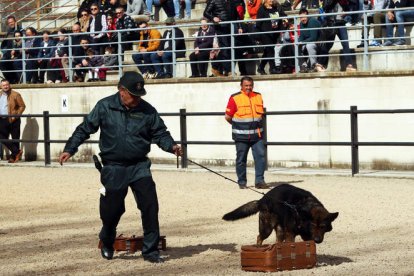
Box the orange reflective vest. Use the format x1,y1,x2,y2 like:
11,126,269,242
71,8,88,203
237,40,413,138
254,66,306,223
228,91,264,141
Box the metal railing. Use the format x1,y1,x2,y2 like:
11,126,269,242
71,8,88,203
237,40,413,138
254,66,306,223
1,8,414,82
1,106,414,176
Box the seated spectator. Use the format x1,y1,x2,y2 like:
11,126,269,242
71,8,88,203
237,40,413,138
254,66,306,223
297,9,325,72
36,31,56,84
277,20,296,73
0,16,23,84
132,21,161,78
73,37,93,82
103,45,119,70
113,6,137,52
382,0,414,46
47,29,69,83
1,31,24,84
357,0,390,47
88,3,109,55
78,9,91,32
77,0,96,19
256,0,287,75
150,17,185,78
85,48,105,81
24,27,42,84
189,18,215,78
106,12,117,44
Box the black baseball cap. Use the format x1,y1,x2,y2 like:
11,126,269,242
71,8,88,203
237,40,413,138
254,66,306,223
119,71,146,96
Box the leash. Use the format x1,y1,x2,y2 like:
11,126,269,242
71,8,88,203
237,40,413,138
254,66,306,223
187,158,265,195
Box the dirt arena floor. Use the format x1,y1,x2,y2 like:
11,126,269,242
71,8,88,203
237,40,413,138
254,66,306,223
1,165,414,275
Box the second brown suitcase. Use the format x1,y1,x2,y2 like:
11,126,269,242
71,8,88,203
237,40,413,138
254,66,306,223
241,241,317,272
98,234,166,253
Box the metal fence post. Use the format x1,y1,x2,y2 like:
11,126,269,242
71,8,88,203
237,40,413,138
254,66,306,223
43,111,51,166
350,106,359,176
179,108,188,168
263,108,268,170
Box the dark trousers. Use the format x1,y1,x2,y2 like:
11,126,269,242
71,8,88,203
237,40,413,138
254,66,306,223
189,50,210,77
0,118,21,157
99,176,160,258
215,24,231,73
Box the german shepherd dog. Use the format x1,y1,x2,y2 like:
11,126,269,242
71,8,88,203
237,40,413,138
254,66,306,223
223,184,338,245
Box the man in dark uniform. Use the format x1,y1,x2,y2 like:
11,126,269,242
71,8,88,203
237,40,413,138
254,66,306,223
58,71,182,263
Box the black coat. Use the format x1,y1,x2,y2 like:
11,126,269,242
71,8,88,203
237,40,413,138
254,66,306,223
194,25,215,50
158,27,186,58
203,0,245,22
256,4,286,44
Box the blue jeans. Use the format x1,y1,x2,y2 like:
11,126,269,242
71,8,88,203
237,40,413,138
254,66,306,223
173,0,191,18
146,0,175,17
336,26,352,66
150,51,173,75
386,9,414,42
235,139,265,186
132,52,154,74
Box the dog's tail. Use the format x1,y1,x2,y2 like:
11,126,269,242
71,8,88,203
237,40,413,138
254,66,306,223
222,200,259,221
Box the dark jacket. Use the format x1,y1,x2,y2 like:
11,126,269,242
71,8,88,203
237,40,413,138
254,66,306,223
203,0,245,22
63,93,176,174
299,17,321,43
256,4,286,44
115,14,137,40
194,25,215,50
25,37,42,58
37,39,57,59
158,27,186,58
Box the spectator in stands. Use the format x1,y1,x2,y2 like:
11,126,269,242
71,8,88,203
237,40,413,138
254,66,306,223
357,0,390,47
88,3,109,55
73,37,93,82
113,6,137,52
298,8,326,72
189,18,215,78
47,29,69,83
106,12,117,43
85,48,105,81
24,27,42,84
71,23,84,58
0,16,23,83
173,0,192,19
132,21,161,78
320,0,357,72
1,31,24,84
245,0,262,20
78,0,97,19
145,0,176,20
256,0,287,75
103,45,119,70
36,31,56,84
382,0,414,46
150,17,185,78
203,0,245,76
79,9,91,32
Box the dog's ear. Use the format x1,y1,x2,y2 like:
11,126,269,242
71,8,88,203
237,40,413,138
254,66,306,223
327,212,339,222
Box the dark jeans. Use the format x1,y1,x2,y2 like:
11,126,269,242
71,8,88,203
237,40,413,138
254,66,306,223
0,118,21,157
132,52,154,74
189,50,210,77
150,51,173,75
99,176,160,258
235,139,265,185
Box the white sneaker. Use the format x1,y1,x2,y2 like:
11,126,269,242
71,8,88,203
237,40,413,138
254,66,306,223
55,80,61,83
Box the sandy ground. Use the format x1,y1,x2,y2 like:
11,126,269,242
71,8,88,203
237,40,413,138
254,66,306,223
1,165,414,275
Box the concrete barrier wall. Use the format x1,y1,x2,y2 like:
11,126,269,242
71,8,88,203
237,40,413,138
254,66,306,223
16,73,414,168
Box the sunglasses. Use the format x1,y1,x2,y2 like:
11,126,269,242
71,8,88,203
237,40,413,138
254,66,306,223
81,13,88,16
116,12,122,14
91,8,98,10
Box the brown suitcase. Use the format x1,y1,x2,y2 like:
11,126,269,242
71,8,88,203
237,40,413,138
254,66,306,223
241,241,316,272
98,234,167,253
